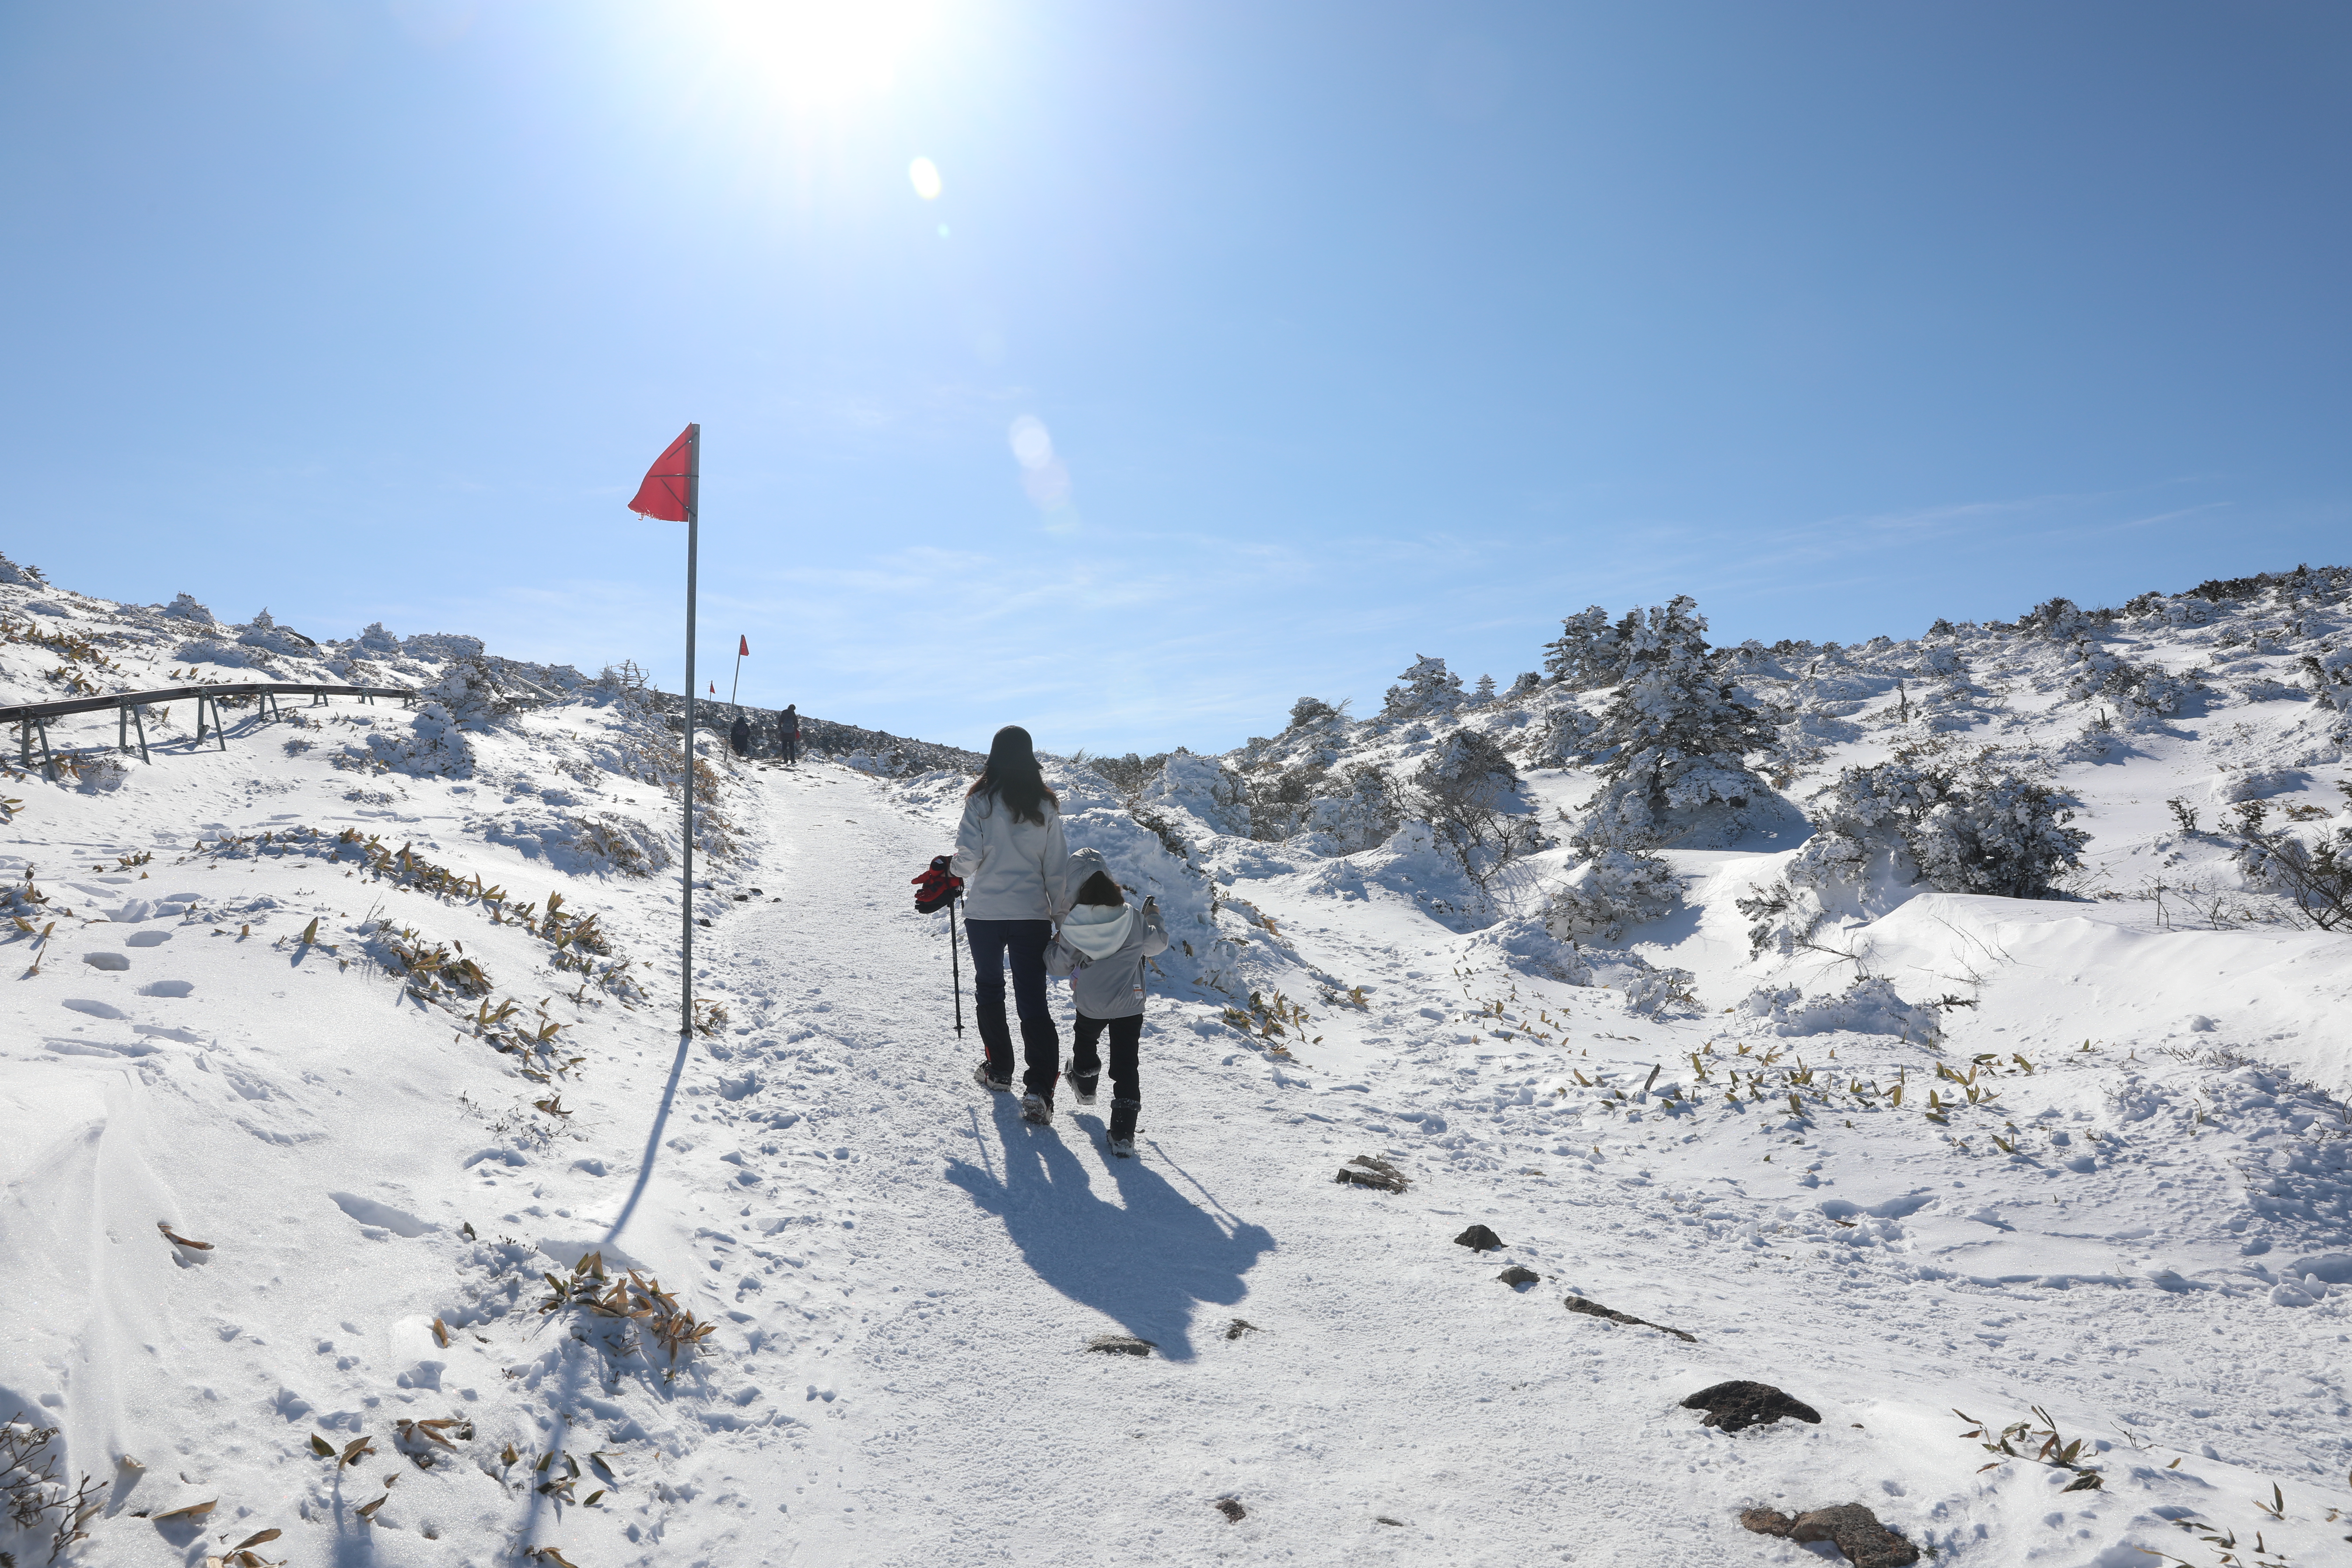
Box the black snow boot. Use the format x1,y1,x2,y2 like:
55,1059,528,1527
1108,1099,1140,1157
1063,1063,1099,1105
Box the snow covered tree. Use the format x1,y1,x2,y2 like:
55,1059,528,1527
1472,673,1497,704
1787,758,2087,901
1542,606,1634,689
1542,847,1680,943
1573,595,1778,850
1408,729,1545,886
1381,655,1464,722
161,592,216,624
1505,671,1542,700
1287,696,1345,731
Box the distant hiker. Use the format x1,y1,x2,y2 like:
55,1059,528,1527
779,704,801,767
950,724,1072,1122
1046,847,1167,1157
728,710,750,758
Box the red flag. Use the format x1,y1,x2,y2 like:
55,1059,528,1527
738,635,750,657
629,426,696,521
708,681,715,693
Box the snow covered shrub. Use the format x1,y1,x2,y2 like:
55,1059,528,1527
73,756,128,793
1292,765,1400,854
1737,977,1942,1042
1532,697,1602,767
1790,757,2087,902
239,608,321,657
1571,595,1778,850
161,591,216,623
1088,750,1170,797
1542,847,1680,942
2066,652,2200,721
1610,960,1700,1017
1734,878,1830,958
2231,805,2352,930
2016,596,2093,642
1407,728,1546,886
402,632,488,664
1285,696,1346,731
1462,913,1595,985
1542,606,1634,689
1139,751,1252,839
424,661,505,729
1380,655,1464,722
2298,647,2352,711
0,551,47,586
1505,671,1543,700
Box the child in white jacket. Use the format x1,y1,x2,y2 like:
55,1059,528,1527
1047,849,1168,1156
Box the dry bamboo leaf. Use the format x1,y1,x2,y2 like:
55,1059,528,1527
153,1499,217,1521
356,1494,388,1520
532,1550,580,1568
430,1318,450,1349
232,1529,282,1550
309,1435,335,1457
157,1221,214,1251
340,1437,376,1467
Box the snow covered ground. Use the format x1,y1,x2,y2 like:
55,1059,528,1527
1,559,2348,1568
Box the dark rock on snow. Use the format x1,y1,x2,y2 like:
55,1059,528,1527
1224,1319,1260,1340
1497,1265,1541,1287
1211,1497,1247,1522
1086,1335,1156,1356
1741,1504,1918,1567
1563,1294,1697,1343
1454,1224,1504,1251
1337,1155,1408,1193
1682,1380,1822,1432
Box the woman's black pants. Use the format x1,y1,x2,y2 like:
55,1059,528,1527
964,918,1059,1096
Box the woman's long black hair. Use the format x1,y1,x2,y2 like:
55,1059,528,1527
967,724,1058,826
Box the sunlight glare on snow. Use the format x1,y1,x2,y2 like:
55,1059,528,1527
908,156,943,200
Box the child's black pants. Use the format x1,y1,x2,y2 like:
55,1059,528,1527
1069,1012,1142,1103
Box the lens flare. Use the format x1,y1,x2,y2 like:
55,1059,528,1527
908,156,942,200
1009,417,1052,470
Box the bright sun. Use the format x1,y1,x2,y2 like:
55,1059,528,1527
703,0,940,107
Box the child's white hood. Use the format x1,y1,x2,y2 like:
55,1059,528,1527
1060,902,1133,959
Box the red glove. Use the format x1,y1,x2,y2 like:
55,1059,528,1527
912,855,964,913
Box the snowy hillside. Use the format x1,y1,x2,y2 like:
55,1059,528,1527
1,552,2347,1568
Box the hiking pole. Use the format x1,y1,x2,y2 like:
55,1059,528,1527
948,896,965,1041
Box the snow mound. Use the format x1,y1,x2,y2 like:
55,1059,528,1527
1737,976,1945,1041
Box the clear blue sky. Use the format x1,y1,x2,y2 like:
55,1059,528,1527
5,1,2345,754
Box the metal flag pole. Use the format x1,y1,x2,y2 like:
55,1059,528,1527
679,423,702,1040
730,637,745,707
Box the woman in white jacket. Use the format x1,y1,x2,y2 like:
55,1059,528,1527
950,726,1072,1121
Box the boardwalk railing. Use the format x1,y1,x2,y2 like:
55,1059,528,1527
3,682,414,770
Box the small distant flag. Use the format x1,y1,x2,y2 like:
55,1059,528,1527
739,635,750,657
708,681,715,693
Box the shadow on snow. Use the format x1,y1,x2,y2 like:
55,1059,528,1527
943,1098,1274,1360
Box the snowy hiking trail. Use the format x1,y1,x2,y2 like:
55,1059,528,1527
6,560,2352,1567
2,749,2349,1568
645,765,2352,1566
